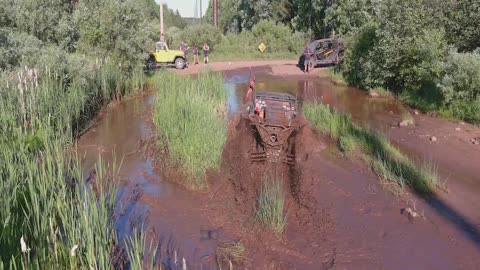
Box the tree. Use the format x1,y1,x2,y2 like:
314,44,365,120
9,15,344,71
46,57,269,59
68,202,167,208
443,0,480,52
75,0,155,70
343,0,448,94
204,0,296,34
324,0,378,36
14,0,75,45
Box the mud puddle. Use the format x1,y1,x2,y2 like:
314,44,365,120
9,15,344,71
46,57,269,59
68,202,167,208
225,73,406,131
226,70,480,223
223,69,480,268
76,64,480,269
77,94,226,268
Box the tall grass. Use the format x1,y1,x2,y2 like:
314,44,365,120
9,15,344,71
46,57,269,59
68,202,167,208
152,70,227,188
125,228,158,270
0,61,148,268
322,67,347,85
256,176,286,234
304,102,439,194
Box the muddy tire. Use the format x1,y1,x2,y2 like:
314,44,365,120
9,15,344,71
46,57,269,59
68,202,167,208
145,56,156,70
174,58,186,69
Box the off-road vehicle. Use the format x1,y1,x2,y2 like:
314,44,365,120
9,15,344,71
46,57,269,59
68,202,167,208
299,38,345,69
248,92,298,165
146,41,186,70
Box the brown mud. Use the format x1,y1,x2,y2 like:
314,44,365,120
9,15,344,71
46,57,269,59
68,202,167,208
77,61,480,269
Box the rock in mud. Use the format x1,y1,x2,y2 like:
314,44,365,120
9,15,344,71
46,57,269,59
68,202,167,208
399,120,414,127
401,207,419,220
369,91,380,97
430,136,437,142
414,110,420,115
471,137,480,145
455,127,461,131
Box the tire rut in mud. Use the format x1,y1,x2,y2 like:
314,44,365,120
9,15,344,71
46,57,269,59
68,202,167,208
214,116,336,268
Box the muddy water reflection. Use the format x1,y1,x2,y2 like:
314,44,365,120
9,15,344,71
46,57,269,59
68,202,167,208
225,74,407,131
77,95,220,268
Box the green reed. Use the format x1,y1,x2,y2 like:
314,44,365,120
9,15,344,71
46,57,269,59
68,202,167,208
152,70,227,188
304,101,438,194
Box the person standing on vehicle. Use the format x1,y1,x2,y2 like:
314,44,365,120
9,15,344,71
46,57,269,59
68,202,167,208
203,42,210,64
192,45,199,65
244,75,255,104
303,45,312,73
180,41,190,67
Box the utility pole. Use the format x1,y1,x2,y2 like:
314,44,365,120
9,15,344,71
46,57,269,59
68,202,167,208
160,0,165,42
213,0,218,27
200,0,203,19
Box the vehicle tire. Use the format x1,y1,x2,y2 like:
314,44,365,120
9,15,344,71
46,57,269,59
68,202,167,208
338,50,345,63
145,55,156,70
298,55,305,70
174,58,186,69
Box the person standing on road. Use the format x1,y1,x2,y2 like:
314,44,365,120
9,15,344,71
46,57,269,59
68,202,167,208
203,42,210,64
180,41,190,67
303,45,312,73
192,45,199,65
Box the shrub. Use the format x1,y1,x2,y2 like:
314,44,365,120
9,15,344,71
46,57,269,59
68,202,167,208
439,50,480,105
256,176,286,234
342,0,448,96
0,29,44,70
342,22,380,89
180,24,223,50
214,32,258,55
438,50,480,123
252,20,305,54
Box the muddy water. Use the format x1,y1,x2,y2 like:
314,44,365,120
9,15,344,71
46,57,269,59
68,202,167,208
77,95,222,268
226,72,480,251
76,68,480,269
225,73,407,131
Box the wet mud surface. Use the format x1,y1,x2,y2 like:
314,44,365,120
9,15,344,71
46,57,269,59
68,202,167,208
78,61,480,269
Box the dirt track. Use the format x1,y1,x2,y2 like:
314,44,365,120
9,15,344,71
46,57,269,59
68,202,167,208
78,61,480,269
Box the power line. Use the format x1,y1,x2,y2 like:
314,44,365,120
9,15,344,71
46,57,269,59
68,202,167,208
194,0,198,18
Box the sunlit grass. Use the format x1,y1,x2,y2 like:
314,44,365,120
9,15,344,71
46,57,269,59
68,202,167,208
151,70,227,188
0,62,149,268
322,67,347,84
256,175,286,234
304,101,438,194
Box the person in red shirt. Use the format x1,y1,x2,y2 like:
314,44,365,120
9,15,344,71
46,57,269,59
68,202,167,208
245,75,255,104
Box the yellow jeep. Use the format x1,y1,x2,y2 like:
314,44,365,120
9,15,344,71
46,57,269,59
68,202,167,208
146,41,186,70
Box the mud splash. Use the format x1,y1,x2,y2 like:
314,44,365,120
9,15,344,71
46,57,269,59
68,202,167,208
224,73,406,131
226,69,480,226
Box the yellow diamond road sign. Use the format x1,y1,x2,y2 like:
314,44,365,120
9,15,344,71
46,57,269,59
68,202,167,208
258,42,266,53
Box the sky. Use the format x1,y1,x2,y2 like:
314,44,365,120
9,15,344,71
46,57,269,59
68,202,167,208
155,0,209,18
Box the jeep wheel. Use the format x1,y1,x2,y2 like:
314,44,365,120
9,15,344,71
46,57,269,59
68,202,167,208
145,56,156,70
174,58,186,69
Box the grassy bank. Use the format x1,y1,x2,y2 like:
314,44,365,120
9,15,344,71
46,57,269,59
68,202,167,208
322,67,348,85
304,102,439,195
256,175,286,234
0,62,147,268
322,68,393,98
152,71,227,188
